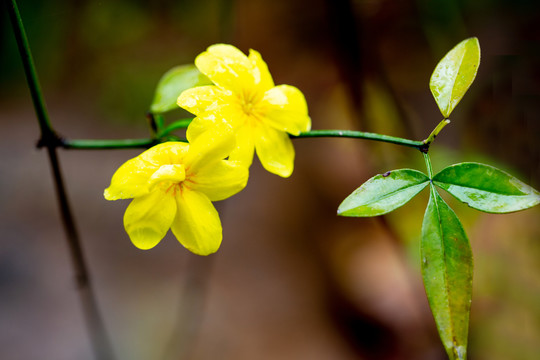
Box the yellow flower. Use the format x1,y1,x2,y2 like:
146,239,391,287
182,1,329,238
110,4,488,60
177,44,311,178
104,129,248,255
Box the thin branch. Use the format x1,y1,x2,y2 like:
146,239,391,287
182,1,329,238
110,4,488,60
51,128,426,152
61,138,159,150
7,1,115,359
158,118,193,137
423,119,451,147
6,0,55,139
294,129,425,150
423,152,434,179
46,146,115,360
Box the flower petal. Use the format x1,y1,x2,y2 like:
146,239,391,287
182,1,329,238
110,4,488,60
144,141,190,162
186,114,238,144
185,126,236,172
123,189,176,250
104,157,155,200
171,190,222,255
195,44,255,94
228,124,256,167
260,85,311,135
248,49,274,93
177,85,229,117
189,160,249,201
254,125,295,177
186,116,214,142
104,142,189,200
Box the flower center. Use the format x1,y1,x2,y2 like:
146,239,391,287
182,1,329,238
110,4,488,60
241,94,258,117
239,90,261,117
242,101,254,115
148,164,186,192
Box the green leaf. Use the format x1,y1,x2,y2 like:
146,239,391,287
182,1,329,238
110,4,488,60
430,37,480,118
337,169,429,217
422,185,473,360
433,162,540,213
150,64,212,114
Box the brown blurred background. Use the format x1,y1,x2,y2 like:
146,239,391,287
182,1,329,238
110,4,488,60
1,0,540,359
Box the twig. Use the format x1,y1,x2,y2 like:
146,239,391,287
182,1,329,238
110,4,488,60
6,0,115,358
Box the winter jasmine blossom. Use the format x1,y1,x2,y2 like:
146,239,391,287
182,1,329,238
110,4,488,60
178,44,311,177
104,129,248,255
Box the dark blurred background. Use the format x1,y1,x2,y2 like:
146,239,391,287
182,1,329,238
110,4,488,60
1,0,539,359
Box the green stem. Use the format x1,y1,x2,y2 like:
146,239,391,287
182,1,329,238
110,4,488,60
54,128,423,151
423,152,434,179
423,119,451,147
46,146,115,360
60,118,193,149
6,0,55,140
146,113,162,136
158,118,193,137
62,138,159,150
7,1,115,359
294,129,425,150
